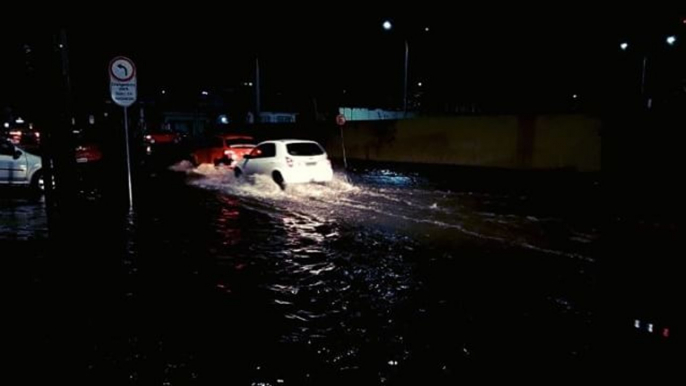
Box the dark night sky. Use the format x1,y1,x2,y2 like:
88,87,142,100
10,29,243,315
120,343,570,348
1,10,684,115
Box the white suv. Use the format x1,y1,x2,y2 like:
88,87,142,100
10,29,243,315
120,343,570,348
234,140,333,189
0,139,43,191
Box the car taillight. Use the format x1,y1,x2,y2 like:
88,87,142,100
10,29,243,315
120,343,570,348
286,156,294,167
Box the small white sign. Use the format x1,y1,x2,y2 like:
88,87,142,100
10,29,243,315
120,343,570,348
109,56,137,107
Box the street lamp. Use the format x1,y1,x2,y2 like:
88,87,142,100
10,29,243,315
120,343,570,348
621,35,679,108
382,20,409,114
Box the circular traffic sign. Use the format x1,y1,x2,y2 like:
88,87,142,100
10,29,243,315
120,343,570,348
109,56,136,82
336,114,346,126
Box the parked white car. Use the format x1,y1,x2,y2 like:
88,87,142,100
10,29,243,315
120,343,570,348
0,139,43,191
234,140,333,189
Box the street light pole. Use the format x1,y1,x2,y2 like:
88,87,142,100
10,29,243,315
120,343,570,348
622,35,678,110
403,38,409,115
255,56,261,123
383,20,410,114
640,55,648,98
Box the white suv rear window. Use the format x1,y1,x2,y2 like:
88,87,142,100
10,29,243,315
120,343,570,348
286,143,324,156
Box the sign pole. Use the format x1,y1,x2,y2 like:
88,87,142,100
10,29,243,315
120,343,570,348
109,56,137,210
336,114,348,169
340,125,348,169
123,106,133,209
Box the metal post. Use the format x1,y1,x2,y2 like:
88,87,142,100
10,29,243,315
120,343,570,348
640,55,647,96
640,55,650,109
403,39,409,115
123,107,133,209
340,125,348,169
255,57,261,123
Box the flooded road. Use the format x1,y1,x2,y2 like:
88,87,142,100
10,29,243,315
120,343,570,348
3,163,599,383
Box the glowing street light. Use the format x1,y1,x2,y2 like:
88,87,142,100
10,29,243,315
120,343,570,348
382,19,409,114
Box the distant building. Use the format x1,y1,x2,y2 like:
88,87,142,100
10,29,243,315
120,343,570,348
161,111,211,137
339,107,417,121
258,112,297,124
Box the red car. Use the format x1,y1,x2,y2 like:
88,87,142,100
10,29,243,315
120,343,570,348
190,134,256,167
74,128,103,163
75,143,103,163
143,131,185,156
144,132,182,145
7,128,41,153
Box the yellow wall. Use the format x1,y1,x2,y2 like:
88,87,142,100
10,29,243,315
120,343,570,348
327,115,601,172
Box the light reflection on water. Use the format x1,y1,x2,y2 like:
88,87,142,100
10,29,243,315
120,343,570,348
5,163,598,383
0,196,47,240
181,163,596,381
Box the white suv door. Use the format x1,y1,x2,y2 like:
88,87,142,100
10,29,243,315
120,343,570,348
243,143,278,175
0,140,27,184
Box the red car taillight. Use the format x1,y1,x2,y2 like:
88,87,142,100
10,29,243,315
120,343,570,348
286,156,294,167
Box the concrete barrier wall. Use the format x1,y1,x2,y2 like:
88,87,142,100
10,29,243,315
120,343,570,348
531,115,601,171
324,114,601,172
